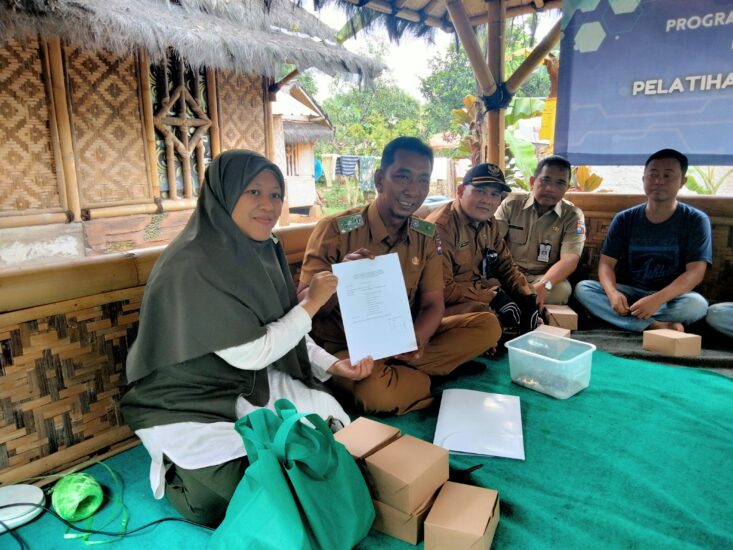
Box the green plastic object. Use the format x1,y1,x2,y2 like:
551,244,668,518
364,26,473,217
209,399,375,550
51,473,104,522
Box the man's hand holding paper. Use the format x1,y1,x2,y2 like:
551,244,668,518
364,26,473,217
331,253,418,362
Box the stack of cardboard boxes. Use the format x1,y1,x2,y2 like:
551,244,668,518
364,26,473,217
336,417,500,548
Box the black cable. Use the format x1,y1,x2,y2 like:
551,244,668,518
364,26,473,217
0,502,213,549
0,516,28,550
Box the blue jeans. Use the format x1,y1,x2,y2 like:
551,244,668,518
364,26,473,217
706,302,733,338
574,280,708,333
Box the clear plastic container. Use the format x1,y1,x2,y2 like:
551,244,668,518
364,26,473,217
504,332,596,399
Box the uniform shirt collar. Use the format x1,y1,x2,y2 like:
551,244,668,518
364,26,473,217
367,201,410,245
524,193,563,217
454,200,493,230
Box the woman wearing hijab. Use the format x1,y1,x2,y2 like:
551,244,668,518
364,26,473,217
121,150,373,526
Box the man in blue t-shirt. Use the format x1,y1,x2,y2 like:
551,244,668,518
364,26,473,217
574,149,711,333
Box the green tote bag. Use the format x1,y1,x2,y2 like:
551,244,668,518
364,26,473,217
209,399,375,550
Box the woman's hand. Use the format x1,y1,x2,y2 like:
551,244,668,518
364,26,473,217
327,356,374,381
300,271,338,318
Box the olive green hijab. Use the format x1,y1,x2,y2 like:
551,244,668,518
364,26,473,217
125,150,312,396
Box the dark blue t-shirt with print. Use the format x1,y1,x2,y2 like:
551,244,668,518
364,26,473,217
601,202,712,291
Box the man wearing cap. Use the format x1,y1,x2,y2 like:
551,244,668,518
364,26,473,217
495,155,585,306
298,137,500,415
426,163,539,335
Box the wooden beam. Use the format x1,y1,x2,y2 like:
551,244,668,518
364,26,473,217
446,0,497,97
484,0,506,167
137,50,160,199
470,0,562,26
46,38,81,222
505,19,561,94
264,77,289,227
336,0,451,31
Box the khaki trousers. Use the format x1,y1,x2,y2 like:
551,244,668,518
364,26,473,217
525,274,572,305
331,312,500,415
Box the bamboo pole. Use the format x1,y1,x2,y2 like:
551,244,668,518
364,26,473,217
264,77,289,227
505,20,561,94
271,68,299,99
82,202,160,220
484,0,506,167
445,0,497,97
178,60,193,199
137,50,160,198
40,41,69,216
46,38,81,221
160,198,198,212
165,137,178,199
0,212,70,229
206,68,221,157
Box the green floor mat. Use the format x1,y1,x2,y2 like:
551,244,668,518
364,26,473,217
9,351,733,549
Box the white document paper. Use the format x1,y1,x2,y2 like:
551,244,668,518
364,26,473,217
433,389,525,460
332,253,417,362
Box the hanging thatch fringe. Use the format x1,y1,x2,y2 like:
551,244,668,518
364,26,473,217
0,0,384,79
283,121,334,143
175,0,339,42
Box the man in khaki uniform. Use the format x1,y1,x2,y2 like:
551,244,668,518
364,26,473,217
495,155,585,305
427,163,539,334
299,137,500,415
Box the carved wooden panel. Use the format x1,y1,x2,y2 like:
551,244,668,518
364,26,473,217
0,37,62,213
65,45,151,207
217,71,266,154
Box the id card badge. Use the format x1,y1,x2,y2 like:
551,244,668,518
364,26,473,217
537,242,552,263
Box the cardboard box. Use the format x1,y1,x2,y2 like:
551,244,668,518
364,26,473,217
544,304,578,330
334,417,400,461
424,482,500,550
372,488,439,544
534,324,571,338
365,435,449,514
643,329,701,357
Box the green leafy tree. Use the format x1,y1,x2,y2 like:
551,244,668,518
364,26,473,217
420,45,477,136
319,80,425,156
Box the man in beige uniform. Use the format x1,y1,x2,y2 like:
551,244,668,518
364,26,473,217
427,163,539,334
299,137,500,415
495,155,585,305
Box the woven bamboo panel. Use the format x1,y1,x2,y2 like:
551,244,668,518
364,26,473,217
0,38,62,213
217,71,266,154
65,45,150,207
574,214,733,302
0,288,144,483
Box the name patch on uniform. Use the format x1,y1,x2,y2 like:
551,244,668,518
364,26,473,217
337,214,364,234
458,240,470,249
410,218,436,238
576,220,586,235
508,224,524,230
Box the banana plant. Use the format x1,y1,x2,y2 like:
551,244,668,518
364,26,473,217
685,166,733,195
569,165,603,192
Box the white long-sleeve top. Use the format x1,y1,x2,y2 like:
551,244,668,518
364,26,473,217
134,305,350,498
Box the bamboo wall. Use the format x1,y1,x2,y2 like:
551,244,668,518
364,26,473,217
0,37,269,234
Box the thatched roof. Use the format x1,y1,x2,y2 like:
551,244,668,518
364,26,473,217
283,121,334,144
328,0,561,42
0,0,384,79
